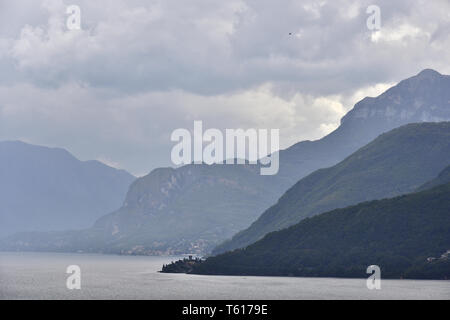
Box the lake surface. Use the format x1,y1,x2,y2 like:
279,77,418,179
0,252,448,300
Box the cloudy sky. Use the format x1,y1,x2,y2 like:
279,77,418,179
1,0,449,176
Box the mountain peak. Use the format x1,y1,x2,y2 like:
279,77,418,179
417,68,442,78
339,69,449,128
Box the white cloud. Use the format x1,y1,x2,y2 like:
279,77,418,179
0,80,375,174
371,24,430,43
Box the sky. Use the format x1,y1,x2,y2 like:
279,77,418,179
0,0,449,176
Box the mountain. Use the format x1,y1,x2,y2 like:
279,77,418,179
91,163,291,254
214,122,450,254
190,179,450,279
279,69,450,178
0,163,292,254
0,141,135,237
2,69,450,255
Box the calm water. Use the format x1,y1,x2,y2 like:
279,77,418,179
0,252,449,300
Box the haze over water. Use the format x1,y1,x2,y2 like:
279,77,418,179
0,252,448,300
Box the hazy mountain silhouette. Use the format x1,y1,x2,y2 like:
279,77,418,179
0,141,135,237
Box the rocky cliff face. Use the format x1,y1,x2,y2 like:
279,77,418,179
340,69,450,137
92,163,287,254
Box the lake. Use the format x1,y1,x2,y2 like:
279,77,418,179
0,252,448,300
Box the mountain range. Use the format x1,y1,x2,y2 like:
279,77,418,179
90,69,450,255
1,69,449,256
0,141,135,237
214,122,450,254
189,164,450,279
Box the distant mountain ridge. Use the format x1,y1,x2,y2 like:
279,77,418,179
282,68,450,168
0,141,135,237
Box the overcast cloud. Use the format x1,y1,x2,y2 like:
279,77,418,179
0,0,449,175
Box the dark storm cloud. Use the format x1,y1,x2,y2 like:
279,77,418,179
0,0,449,174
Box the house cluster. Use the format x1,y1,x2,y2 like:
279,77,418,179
426,249,450,262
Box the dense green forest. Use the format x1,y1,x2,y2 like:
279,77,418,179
191,181,450,279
